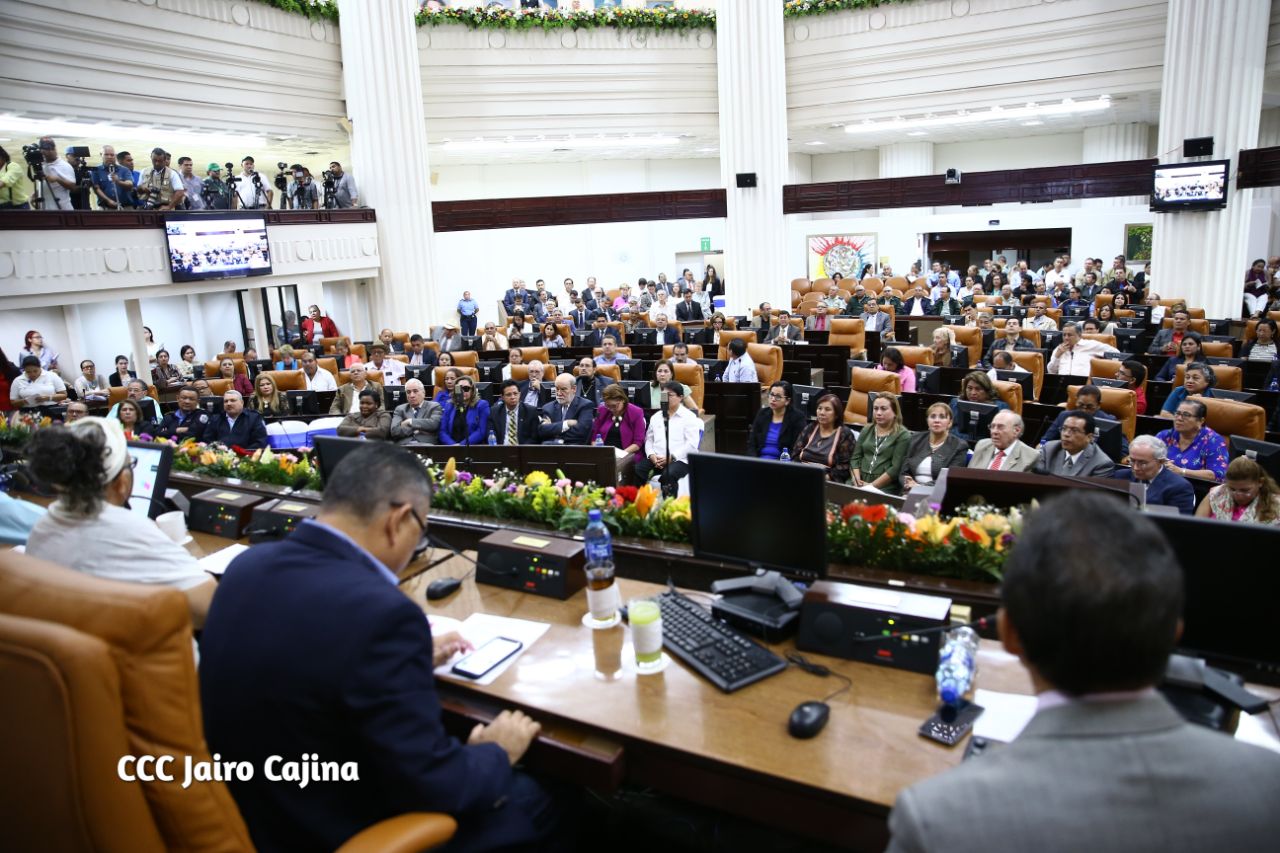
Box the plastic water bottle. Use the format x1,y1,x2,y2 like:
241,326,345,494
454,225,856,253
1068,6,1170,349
583,509,613,568
593,435,604,447
487,430,497,446
935,626,979,706
779,448,791,462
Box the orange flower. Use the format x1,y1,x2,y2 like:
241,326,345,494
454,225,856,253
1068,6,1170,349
634,484,658,518
863,504,888,523
840,502,863,522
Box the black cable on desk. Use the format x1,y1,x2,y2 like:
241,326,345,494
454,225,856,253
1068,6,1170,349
787,652,854,704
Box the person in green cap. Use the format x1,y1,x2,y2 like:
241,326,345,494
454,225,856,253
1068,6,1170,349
202,162,232,209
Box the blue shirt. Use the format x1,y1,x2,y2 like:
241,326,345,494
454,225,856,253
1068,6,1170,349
457,298,478,318
0,492,46,544
760,421,784,460
91,163,134,208
298,518,398,587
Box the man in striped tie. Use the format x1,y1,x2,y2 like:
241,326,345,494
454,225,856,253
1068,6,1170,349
489,380,539,446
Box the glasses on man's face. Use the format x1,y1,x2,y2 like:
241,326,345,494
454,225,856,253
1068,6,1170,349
1059,426,1085,436
394,502,431,559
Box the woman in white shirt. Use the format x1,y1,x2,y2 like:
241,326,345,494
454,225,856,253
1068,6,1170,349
73,359,110,404
9,356,68,407
24,417,214,628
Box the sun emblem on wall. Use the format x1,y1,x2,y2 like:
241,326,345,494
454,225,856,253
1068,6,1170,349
808,235,874,279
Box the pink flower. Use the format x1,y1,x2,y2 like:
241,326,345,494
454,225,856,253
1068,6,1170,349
605,487,617,496
555,478,572,488
897,512,916,526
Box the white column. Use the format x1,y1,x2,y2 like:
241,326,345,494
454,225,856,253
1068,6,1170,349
123,299,149,377
716,1,788,313
1252,108,1280,257
1151,0,1268,318
336,0,441,329
1082,123,1148,207
879,141,934,219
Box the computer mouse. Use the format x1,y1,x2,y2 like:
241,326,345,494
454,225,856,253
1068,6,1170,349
425,577,463,601
788,701,830,739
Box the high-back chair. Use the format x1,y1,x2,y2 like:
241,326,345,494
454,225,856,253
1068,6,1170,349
947,326,983,367
992,379,1024,414
1174,363,1243,391
1066,384,1138,441
1008,351,1045,401
1198,397,1267,440
663,344,704,360
828,318,867,359
843,367,900,425
673,363,706,410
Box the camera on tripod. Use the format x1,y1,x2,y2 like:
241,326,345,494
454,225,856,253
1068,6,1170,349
274,161,289,193
21,143,44,180
224,162,239,184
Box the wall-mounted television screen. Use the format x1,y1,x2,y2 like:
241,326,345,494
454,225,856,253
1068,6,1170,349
1151,159,1229,212
164,211,272,282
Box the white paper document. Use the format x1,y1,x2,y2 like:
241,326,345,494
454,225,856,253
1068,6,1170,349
434,613,550,686
972,688,1039,743
199,543,250,576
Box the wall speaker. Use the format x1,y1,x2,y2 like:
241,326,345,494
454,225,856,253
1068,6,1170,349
735,172,757,188
1183,137,1214,157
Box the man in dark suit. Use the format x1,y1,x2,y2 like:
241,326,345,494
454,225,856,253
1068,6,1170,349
490,379,541,445
653,314,681,345
574,356,616,408
154,385,209,442
1039,386,1129,458
901,284,933,317
537,373,594,444
200,443,564,853
569,299,594,331
1033,410,1116,478
502,278,528,315
584,315,619,349
405,334,438,368
204,390,268,449
886,491,1280,853
675,290,704,322
1111,434,1196,514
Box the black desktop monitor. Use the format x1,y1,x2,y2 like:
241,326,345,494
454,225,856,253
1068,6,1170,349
697,358,728,382
1229,435,1280,482
683,328,709,345
630,328,657,346
572,332,593,347
1212,389,1256,404
619,380,652,409
1130,304,1154,321
1093,417,1124,462
245,358,273,378
1113,328,1144,353
475,380,494,402
404,365,433,386
915,364,942,394
312,435,367,485
1089,376,1129,390
384,386,407,410
307,344,325,358
1204,356,1244,369
790,385,824,417
459,335,481,351
992,305,1014,317
948,345,970,370
285,389,319,415
126,440,172,521
688,452,827,579
995,370,1035,403
198,395,224,416
191,364,206,380
955,400,998,440
1146,513,1280,684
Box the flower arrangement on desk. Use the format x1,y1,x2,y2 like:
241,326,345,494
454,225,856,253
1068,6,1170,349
416,4,716,32
427,460,693,543
0,411,53,449
165,440,324,492
825,502,1026,583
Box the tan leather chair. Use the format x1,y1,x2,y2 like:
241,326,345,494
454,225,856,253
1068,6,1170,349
1244,319,1260,342
203,359,246,378
811,277,834,294
790,277,810,291
844,368,900,425
0,551,457,853
393,332,410,347
747,342,783,386
891,345,934,368
1093,293,1114,313
106,385,160,408
508,364,558,382
1083,333,1117,349
1201,340,1234,358
513,346,549,365
591,346,633,359
431,367,479,398
594,364,620,382
1009,351,1045,400
715,329,758,358
1066,384,1137,441
886,276,910,293
445,350,480,368
947,326,983,368
1174,363,1243,391
663,344,704,360
261,369,306,393
319,336,342,353
860,277,883,294
317,357,340,382
790,290,802,309
206,379,232,396
1162,318,1210,335
992,319,1042,348
828,318,867,359
1199,397,1267,440
1089,357,1147,395
992,379,1023,414
673,363,705,410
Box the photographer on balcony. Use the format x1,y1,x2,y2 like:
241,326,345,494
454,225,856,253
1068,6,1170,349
65,147,92,210
0,146,34,209
200,163,232,210
135,148,185,211
287,165,319,210
36,138,75,210
176,156,205,210
90,146,134,211
328,161,358,208
233,156,271,210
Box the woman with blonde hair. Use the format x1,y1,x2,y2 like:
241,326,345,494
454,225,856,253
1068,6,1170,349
248,373,287,417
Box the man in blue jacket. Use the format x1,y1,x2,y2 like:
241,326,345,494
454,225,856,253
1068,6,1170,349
1110,434,1195,514
538,373,594,444
204,390,268,449
200,443,563,852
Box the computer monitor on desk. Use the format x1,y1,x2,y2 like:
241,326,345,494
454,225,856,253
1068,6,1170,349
995,370,1035,403
126,440,172,520
955,400,998,441
1229,435,1280,481
404,365,433,386
285,389,319,415
619,380,652,409
1146,513,1280,686
688,452,827,580
791,385,824,417
1093,417,1124,462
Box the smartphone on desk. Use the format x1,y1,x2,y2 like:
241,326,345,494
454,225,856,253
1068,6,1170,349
451,636,524,679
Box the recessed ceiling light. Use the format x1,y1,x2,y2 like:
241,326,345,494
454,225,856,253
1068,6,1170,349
805,140,826,146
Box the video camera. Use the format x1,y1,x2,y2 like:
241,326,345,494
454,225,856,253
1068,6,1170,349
21,143,44,180
274,161,289,192
224,162,239,184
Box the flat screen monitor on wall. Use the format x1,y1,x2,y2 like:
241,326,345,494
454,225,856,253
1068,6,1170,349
1150,160,1229,212
164,211,272,282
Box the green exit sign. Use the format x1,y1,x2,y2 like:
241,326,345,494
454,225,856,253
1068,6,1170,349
700,237,711,252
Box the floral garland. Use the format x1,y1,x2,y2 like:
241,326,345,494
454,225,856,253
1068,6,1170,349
166,439,324,493
0,411,51,449
247,1,909,32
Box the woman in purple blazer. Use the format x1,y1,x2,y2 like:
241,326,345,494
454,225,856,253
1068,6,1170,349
589,384,647,484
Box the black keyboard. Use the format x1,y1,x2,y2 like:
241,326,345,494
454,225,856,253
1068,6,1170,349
657,590,788,692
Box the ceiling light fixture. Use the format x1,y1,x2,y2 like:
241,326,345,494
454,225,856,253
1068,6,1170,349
805,140,826,146
441,135,679,154
845,96,1111,135
0,115,267,148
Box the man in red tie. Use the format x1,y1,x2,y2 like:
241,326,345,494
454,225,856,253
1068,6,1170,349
807,302,831,332
968,410,1037,472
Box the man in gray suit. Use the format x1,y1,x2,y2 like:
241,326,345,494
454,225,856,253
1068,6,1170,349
1033,410,1115,478
968,411,1038,472
389,378,441,445
765,310,803,344
886,491,1280,853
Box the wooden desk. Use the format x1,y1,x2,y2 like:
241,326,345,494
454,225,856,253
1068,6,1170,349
402,557,1035,851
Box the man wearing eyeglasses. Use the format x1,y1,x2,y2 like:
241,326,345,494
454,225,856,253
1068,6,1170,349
537,374,594,444
1033,410,1115,478
1038,385,1129,459
200,443,566,853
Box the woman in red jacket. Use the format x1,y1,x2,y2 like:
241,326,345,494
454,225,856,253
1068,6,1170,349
300,304,340,345
588,384,647,485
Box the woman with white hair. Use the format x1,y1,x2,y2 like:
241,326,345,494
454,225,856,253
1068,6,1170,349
23,417,214,626
930,326,956,367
